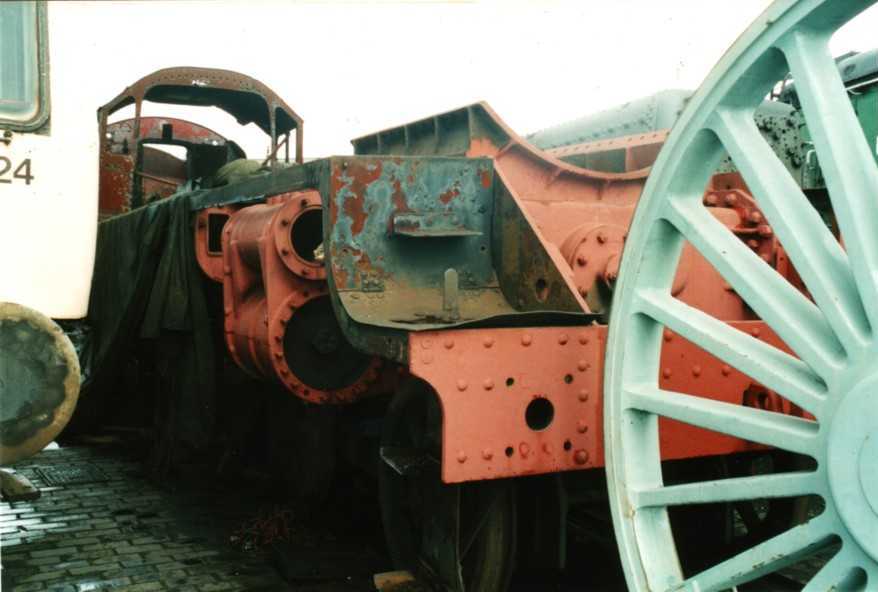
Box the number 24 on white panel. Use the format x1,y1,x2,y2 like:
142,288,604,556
0,157,34,185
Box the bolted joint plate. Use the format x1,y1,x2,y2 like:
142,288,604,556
409,326,603,484
411,320,786,484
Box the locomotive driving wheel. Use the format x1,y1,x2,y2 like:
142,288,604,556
379,379,516,592
604,0,878,590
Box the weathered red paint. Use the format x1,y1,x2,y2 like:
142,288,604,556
353,103,788,483
99,116,234,217
340,160,383,237
438,187,460,204
412,321,786,484
214,191,388,404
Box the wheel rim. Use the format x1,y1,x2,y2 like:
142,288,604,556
604,1,878,590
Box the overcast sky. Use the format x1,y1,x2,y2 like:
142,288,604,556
62,0,878,158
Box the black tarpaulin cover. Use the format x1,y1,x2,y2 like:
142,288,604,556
80,194,215,451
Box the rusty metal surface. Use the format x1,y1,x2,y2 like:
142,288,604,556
99,116,241,217
99,67,303,138
326,156,521,330
351,102,777,321
216,191,387,404
411,321,787,484
350,102,793,484
106,117,230,153
185,97,786,490
97,67,304,176
98,151,135,219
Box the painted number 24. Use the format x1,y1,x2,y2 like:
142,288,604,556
0,157,34,185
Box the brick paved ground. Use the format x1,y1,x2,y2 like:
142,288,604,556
1,443,826,591
0,443,382,592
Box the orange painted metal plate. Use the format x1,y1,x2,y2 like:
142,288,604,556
410,326,604,484
412,320,790,484
657,321,795,461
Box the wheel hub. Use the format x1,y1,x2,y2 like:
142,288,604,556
860,431,878,515
827,376,878,561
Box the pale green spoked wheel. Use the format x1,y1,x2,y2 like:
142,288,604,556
604,0,878,590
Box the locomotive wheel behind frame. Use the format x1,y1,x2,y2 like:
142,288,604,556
604,0,878,589
378,379,517,592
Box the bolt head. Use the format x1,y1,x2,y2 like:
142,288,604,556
521,334,532,346
457,379,468,391
573,449,589,465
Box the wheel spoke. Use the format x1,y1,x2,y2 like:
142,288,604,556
803,548,866,592
710,107,868,353
682,516,836,592
637,288,827,415
780,31,878,330
632,471,819,509
625,384,819,456
664,201,843,379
